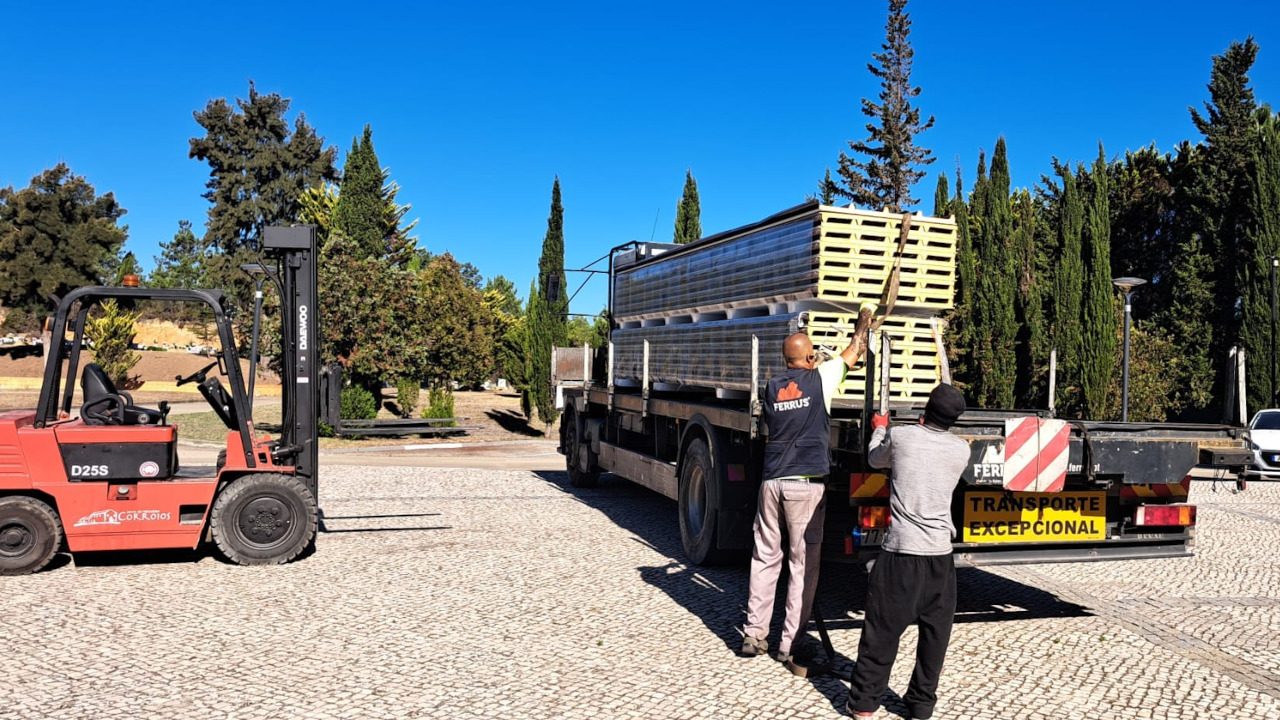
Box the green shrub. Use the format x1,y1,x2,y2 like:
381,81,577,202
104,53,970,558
0,307,37,334
84,299,141,388
423,385,456,427
340,384,378,420
395,378,421,418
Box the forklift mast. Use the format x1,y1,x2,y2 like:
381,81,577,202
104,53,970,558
263,225,319,499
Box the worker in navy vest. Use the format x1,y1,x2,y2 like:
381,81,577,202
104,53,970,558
741,301,876,667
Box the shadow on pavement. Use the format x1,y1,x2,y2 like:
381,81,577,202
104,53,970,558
485,409,546,437
70,547,209,567
533,469,1093,715
317,509,450,534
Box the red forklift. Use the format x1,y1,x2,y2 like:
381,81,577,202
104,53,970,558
0,225,320,574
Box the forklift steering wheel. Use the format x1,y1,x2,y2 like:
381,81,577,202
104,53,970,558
175,361,219,388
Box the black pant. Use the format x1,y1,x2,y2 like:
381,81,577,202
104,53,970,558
848,551,957,718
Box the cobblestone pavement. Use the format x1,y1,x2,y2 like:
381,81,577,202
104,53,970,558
5,470,1280,719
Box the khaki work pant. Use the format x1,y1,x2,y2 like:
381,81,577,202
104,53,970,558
743,479,827,655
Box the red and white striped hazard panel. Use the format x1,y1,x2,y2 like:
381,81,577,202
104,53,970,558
1002,417,1070,493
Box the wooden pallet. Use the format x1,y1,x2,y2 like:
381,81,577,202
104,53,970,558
807,314,945,405
814,207,956,312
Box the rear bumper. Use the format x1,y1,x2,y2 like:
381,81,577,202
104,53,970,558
826,534,1193,566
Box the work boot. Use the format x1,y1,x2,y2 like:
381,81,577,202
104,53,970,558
740,635,768,657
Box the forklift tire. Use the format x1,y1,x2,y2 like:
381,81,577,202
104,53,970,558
210,474,318,566
563,407,600,488
0,496,64,576
678,438,726,566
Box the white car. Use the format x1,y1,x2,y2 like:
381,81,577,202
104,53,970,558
1247,409,1280,478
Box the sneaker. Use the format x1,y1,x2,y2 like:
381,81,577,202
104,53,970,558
907,705,934,720
740,635,768,657
844,695,875,718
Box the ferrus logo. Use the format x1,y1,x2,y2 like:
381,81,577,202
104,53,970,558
73,509,172,528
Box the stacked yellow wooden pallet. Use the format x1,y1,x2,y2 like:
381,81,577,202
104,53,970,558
805,313,946,405
610,202,958,406
813,207,958,314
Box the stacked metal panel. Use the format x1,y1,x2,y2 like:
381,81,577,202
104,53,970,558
610,202,957,405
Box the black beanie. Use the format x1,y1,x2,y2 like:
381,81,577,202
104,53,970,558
924,383,966,429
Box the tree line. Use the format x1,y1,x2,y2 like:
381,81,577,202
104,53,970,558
828,0,1279,422
0,82,611,425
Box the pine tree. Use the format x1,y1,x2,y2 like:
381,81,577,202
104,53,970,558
531,178,567,426
189,81,338,254
817,169,839,205
673,170,702,245
150,220,209,290
1241,110,1280,413
0,164,127,317
971,138,1016,408
933,173,949,217
1051,160,1086,414
835,0,935,211
1080,145,1117,419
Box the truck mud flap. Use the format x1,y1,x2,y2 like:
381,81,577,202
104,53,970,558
716,509,753,550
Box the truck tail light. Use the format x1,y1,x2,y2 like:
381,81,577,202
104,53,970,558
859,506,891,528
1134,504,1196,527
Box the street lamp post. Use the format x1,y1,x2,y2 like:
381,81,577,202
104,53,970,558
1112,277,1148,422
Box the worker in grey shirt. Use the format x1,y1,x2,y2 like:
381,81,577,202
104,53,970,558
847,383,970,720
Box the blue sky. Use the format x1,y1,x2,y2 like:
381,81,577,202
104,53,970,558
2,1,1277,315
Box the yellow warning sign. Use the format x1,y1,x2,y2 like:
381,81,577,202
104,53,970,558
962,491,1106,543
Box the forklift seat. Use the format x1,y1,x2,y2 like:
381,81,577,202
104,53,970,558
81,363,162,426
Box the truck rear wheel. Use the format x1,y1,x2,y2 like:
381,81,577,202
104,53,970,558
211,474,317,566
679,438,726,566
563,407,600,488
0,496,63,576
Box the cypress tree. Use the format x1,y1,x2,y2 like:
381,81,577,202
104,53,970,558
1241,110,1280,413
332,125,416,265
333,126,382,259
1013,189,1048,407
673,169,702,245
532,178,567,426
933,173,949,217
972,138,1017,408
835,0,935,211
1080,145,1117,419
947,161,976,394
1051,160,1086,414
1160,142,1218,414
1183,39,1260,416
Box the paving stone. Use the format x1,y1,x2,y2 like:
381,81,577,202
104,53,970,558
4,470,1280,718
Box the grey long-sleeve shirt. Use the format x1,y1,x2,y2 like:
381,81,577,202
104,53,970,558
867,423,971,555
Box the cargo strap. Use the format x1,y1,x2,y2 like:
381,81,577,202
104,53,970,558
784,601,837,678
870,211,915,332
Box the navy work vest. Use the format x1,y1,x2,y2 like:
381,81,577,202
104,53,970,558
762,366,830,480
